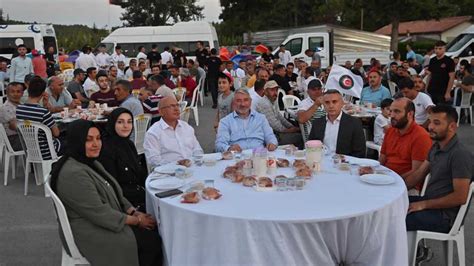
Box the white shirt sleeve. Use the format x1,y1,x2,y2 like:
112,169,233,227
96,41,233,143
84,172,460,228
143,129,163,169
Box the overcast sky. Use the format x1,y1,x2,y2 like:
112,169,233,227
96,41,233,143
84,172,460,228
0,0,221,28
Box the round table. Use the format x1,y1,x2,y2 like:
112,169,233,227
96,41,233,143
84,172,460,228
146,150,409,266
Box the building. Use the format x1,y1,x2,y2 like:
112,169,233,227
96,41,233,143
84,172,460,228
375,16,473,43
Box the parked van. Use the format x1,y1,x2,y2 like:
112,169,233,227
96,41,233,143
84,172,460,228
246,24,392,68
100,21,219,62
445,25,474,62
0,24,58,61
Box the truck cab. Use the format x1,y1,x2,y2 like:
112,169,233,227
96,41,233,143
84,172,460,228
445,26,474,62
275,32,331,67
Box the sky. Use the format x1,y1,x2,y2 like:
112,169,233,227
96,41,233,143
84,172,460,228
0,0,222,28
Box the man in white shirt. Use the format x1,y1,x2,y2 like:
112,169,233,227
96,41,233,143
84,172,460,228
111,46,127,66
75,46,97,71
297,79,325,124
136,46,147,61
95,44,111,71
83,67,98,98
160,47,174,68
9,45,33,82
248,79,265,111
233,60,246,89
278,45,292,66
302,67,316,93
144,96,203,168
400,77,434,128
148,74,174,97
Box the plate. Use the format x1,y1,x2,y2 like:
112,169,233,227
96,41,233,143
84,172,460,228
360,174,395,185
154,163,186,174
348,158,380,167
148,178,185,190
203,153,222,161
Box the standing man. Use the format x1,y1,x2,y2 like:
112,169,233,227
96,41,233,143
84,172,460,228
45,46,56,77
195,41,209,68
278,45,291,67
75,45,97,71
425,41,455,104
147,44,162,67
95,44,111,71
206,48,222,109
9,45,33,83
160,47,173,69
111,46,127,66
136,46,147,61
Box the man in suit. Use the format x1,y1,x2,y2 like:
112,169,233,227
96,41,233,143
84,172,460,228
308,89,366,157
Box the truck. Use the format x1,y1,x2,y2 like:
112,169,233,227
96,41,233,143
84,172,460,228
0,24,58,61
445,25,474,62
100,21,219,62
244,24,392,68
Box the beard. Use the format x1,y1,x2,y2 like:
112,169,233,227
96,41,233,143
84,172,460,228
391,115,409,129
429,128,449,141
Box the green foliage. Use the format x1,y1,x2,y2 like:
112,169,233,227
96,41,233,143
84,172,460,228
120,0,204,26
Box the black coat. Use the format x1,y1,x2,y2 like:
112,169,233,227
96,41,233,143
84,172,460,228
308,112,366,158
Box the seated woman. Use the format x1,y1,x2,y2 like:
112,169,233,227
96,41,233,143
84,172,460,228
98,108,148,211
50,120,162,266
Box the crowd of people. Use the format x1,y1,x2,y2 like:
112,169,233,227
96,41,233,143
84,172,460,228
0,39,473,265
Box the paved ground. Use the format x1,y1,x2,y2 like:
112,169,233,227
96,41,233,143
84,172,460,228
0,96,473,265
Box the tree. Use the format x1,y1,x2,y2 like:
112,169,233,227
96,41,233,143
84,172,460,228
121,0,204,26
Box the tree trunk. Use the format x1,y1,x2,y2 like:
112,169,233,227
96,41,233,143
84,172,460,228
390,18,400,52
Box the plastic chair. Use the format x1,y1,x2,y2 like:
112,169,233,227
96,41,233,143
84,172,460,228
44,179,90,266
365,141,381,156
282,95,301,110
299,120,312,143
179,101,188,113
16,120,59,196
388,81,398,96
0,124,25,186
411,182,474,266
198,75,206,107
180,107,191,123
278,88,286,99
172,87,187,103
420,174,430,197
189,84,200,126
133,114,152,155
452,87,473,126
62,69,75,83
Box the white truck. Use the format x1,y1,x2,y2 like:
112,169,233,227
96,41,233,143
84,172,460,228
100,21,219,62
445,25,474,62
244,24,392,68
0,24,58,61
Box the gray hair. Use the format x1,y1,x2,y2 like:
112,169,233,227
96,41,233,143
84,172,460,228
234,88,251,98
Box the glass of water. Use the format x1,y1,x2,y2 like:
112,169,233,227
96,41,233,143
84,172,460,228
193,150,204,166
295,176,305,190
275,176,287,191
286,177,296,191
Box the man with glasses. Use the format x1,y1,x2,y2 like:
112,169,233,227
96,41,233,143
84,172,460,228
144,96,203,168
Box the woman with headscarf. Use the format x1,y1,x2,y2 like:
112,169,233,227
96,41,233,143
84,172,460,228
98,108,148,211
50,120,162,266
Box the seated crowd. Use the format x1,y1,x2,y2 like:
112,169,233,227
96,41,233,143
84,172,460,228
0,39,472,266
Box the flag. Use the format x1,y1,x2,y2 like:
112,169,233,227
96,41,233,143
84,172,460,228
325,64,363,98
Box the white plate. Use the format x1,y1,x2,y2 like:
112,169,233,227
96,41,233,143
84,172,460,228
154,163,186,174
360,174,395,185
203,153,222,161
348,158,380,167
149,178,185,190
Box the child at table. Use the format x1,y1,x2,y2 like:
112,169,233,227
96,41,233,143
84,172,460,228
374,98,393,145
214,72,234,131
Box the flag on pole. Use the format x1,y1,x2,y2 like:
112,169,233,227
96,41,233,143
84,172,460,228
325,64,363,98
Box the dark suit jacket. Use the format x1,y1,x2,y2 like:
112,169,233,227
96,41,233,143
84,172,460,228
308,112,366,158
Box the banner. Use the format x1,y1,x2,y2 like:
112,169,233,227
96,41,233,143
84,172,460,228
325,64,363,98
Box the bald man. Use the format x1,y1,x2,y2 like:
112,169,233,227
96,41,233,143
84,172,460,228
143,96,203,168
46,76,81,113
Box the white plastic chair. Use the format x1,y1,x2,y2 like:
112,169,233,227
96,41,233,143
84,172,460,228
0,124,25,186
299,120,312,143
189,85,200,126
198,75,206,107
282,95,301,110
388,81,398,96
452,87,473,126
180,107,191,123
420,174,430,197
365,141,381,156
16,120,59,196
172,87,187,103
411,182,474,266
133,114,152,155
44,179,90,266
277,88,286,99
62,69,75,83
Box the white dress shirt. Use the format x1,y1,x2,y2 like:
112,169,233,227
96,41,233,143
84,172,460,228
136,52,148,61
95,52,111,69
279,50,292,66
83,77,99,98
111,53,127,66
160,51,174,64
143,119,203,168
323,111,342,154
75,53,97,71
248,87,262,111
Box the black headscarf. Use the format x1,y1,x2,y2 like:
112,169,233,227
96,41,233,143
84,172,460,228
50,120,99,191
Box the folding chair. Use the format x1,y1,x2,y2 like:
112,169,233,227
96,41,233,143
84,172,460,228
189,85,200,126
0,124,25,186
133,114,152,155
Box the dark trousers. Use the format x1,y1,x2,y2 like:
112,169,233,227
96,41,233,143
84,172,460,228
406,196,452,233
207,77,218,105
131,226,163,266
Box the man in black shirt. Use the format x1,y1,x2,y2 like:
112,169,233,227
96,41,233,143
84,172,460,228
147,44,162,67
426,41,455,104
270,64,292,110
206,48,222,108
195,41,209,68
261,46,274,63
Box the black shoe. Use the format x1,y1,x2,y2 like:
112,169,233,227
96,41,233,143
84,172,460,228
212,104,217,109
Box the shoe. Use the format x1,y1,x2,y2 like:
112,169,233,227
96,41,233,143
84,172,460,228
212,104,217,109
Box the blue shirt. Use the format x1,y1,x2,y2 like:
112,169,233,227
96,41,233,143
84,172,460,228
406,50,416,60
215,110,278,152
360,85,391,107
120,95,144,117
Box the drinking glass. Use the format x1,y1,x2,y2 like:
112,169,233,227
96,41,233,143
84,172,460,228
193,150,204,166
286,177,296,191
295,176,305,190
275,176,287,191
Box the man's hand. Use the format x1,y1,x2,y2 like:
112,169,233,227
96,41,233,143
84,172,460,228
314,96,323,107
444,93,452,102
228,144,242,152
266,143,277,151
408,201,427,214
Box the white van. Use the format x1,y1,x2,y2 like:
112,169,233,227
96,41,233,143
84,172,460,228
445,25,474,62
0,24,58,61
100,21,219,62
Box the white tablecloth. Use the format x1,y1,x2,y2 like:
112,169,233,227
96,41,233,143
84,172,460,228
146,150,409,266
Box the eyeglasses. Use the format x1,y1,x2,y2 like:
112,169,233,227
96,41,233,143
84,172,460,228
161,103,180,109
